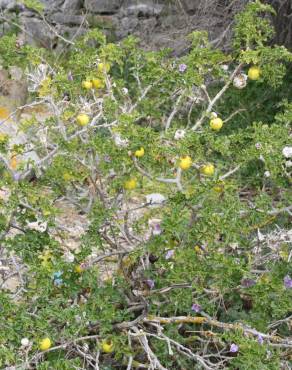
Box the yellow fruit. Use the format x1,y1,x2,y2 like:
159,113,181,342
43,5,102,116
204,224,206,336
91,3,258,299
213,181,224,193
124,179,137,190
75,264,84,274
63,173,72,181
10,155,18,170
82,80,93,89
210,117,223,131
201,163,215,176
0,133,7,142
92,78,105,89
101,340,114,353
97,62,110,73
248,66,261,81
179,156,192,170
194,245,202,254
76,114,90,126
39,338,52,351
135,147,145,158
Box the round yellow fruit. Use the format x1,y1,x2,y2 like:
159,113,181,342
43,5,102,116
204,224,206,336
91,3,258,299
213,181,224,193
135,147,145,158
201,163,215,176
124,179,137,190
97,62,110,73
101,340,114,353
74,264,83,274
179,156,192,170
210,117,223,131
248,66,261,81
0,133,7,142
76,114,90,126
39,338,52,351
82,80,93,89
63,173,72,181
92,78,105,89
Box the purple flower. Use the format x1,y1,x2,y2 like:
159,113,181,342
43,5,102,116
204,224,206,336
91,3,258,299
165,250,174,260
146,279,155,289
178,63,187,73
283,275,292,289
67,71,74,81
241,278,256,288
229,343,239,353
191,303,202,313
255,142,261,150
13,172,21,182
153,224,162,236
257,334,264,345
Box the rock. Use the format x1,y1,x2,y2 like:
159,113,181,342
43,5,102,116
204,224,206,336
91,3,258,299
120,1,164,16
181,0,200,13
49,13,85,26
62,0,82,12
84,0,121,14
21,17,56,48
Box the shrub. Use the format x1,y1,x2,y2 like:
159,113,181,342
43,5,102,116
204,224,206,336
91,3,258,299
0,1,291,368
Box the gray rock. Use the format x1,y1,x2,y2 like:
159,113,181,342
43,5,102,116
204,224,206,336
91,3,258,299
120,1,164,16
21,17,56,48
62,0,82,13
50,13,85,25
84,0,122,14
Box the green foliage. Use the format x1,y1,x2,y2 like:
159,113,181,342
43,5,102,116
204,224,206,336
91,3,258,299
0,1,291,368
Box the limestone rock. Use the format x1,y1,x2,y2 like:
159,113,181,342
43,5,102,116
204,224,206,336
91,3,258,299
84,0,121,14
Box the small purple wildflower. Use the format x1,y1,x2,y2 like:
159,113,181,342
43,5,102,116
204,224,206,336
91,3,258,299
255,142,261,150
13,172,21,182
165,250,174,260
146,279,155,289
153,223,162,236
257,334,264,345
178,63,187,73
241,278,256,288
191,303,202,313
283,275,292,289
230,343,239,353
67,71,74,81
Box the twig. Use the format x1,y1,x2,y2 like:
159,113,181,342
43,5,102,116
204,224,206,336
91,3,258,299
192,63,243,131
165,90,185,131
223,108,246,123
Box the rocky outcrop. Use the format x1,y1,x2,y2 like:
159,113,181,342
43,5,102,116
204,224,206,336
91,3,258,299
0,1,290,53
0,0,248,53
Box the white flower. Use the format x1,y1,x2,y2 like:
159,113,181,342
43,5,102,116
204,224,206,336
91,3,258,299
285,160,292,168
63,252,75,263
210,112,218,118
233,73,247,89
146,193,166,207
264,170,270,177
113,134,128,148
121,87,128,95
27,63,49,92
282,146,292,158
174,129,186,140
221,64,229,71
21,338,30,347
26,220,47,232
